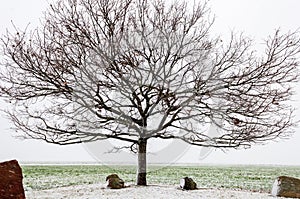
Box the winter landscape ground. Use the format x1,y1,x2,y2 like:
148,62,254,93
22,164,300,198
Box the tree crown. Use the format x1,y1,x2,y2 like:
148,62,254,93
1,0,300,149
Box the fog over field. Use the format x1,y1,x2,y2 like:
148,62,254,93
0,0,300,165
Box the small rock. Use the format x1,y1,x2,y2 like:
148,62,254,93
0,159,25,199
106,174,125,189
271,176,300,198
180,177,197,190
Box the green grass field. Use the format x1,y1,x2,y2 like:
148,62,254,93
21,164,300,193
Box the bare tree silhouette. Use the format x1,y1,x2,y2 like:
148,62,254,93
1,0,300,185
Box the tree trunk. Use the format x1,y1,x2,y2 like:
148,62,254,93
271,176,300,198
137,138,147,186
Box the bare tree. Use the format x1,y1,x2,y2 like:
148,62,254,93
1,0,300,185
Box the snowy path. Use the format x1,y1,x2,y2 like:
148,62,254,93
25,183,291,199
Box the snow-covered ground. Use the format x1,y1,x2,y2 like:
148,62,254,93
25,183,290,199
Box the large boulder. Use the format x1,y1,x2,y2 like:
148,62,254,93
180,177,197,190
106,174,125,189
0,159,25,199
271,176,300,198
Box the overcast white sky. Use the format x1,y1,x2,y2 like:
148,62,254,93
0,0,300,165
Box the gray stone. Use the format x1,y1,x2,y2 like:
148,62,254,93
180,177,197,190
271,176,300,198
106,174,125,189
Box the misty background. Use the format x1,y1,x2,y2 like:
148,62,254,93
0,0,299,165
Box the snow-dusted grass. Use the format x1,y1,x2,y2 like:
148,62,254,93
26,184,281,199
22,164,300,193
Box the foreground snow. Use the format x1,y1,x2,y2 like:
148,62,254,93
26,183,290,199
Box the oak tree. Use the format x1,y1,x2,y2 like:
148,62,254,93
1,0,300,185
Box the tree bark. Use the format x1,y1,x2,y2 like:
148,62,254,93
271,176,300,198
137,138,147,186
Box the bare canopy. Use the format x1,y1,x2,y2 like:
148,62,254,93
1,0,300,185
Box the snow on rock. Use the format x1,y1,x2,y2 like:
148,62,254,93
271,178,280,196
